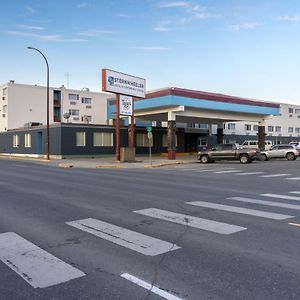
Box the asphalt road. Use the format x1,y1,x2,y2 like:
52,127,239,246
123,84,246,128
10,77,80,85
0,158,300,300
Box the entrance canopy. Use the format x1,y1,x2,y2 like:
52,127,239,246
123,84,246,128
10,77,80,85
134,87,280,123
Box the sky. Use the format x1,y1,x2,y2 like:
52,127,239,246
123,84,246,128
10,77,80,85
1,0,300,104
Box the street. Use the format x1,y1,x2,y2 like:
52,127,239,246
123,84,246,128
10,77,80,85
0,158,300,300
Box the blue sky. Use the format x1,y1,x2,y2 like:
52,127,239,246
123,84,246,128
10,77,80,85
1,0,300,104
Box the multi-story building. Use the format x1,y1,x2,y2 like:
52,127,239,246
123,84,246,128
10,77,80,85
0,81,110,132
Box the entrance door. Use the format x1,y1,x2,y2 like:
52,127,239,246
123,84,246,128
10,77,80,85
36,132,43,155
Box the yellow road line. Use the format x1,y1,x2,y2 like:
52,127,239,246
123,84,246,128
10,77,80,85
288,222,300,227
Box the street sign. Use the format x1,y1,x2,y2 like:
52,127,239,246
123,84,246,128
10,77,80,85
147,132,153,140
146,126,152,132
120,95,133,116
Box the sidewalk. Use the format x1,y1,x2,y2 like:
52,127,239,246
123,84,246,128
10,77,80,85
52,154,198,169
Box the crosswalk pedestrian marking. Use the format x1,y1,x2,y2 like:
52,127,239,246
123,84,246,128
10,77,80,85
134,208,246,235
214,170,242,174
260,193,300,201
121,273,183,300
195,168,237,173
228,196,300,211
235,172,264,176
260,174,290,178
66,218,180,256
186,201,294,220
287,177,300,181
0,232,85,288
289,191,300,194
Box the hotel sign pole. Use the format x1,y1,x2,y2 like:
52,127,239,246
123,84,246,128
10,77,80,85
102,69,146,161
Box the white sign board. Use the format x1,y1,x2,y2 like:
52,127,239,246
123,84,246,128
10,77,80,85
120,95,133,116
102,69,146,98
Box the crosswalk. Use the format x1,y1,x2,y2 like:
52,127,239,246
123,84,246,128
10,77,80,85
1,191,300,294
156,166,300,180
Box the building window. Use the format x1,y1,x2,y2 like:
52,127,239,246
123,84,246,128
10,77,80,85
13,135,19,147
295,109,300,114
68,93,79,101
81,115,92,123
253,125,258,131
289,108,294,114
2,105,7,113
162,134,178,147
93,132,113,147
228,123,235,130
275,126,281,132
288,127,294,133
69,109,79,116
76,132,86,147
3,88,7,96
268,126,274,132
245,124,251,131
25,134,31,148
136,133,152,147
295,128,300,134
199,124,208,129
82,97,92,104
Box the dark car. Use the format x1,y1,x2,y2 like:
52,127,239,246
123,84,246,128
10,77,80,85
197,143,259,164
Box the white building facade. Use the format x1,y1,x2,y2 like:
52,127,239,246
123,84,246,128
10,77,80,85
0,81,110,132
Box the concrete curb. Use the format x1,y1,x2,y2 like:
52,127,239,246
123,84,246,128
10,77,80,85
95,165,125,169
144,162,184,168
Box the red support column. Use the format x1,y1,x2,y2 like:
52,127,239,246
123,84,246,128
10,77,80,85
129,98,135,148
116,94,120,161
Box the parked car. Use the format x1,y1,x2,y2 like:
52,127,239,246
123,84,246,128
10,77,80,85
241,140,273,150
197,143,259,164
289,141,300,150
259,144,300,161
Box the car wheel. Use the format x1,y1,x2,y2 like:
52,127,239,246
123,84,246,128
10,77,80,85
286,152,295,161
259,154,268,161
239,154,249,164
200,155,209,164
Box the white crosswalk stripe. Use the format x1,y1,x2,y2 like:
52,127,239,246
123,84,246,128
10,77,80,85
186,201,294,220
260,193,300,201
235,172,264,176
134,208,246,235
290,191,300,194
260,174,290,178
214,170,242,174
195,168,237,173
287,177,300,180
66,218,180,256
227,197,300,211
0,232,85,288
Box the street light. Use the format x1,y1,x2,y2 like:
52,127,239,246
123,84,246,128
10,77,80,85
27,46,50,160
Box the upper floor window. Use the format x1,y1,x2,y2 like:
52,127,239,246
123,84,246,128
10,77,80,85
81,115,92,123
2,105,7,113
82,97,92,104
245,124,251,131
288,127,294,133
2,88,7,96
68,93,79,101
268,126,274,132
253,125,259,131
295,109,300,114
275,126,281,132
289,108,294,114
228,123,235,130
295,128,300,134
69,109,79,116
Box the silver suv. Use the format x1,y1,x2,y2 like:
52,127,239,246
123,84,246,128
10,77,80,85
259,144,300,161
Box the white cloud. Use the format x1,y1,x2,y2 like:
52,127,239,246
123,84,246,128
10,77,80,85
277,15,300,22
134,46,169,51
159,1,190,8
153,26,172,32
25,5,36,14
76,2,93,9
116,13,131,18
6,31,87,42
79,29,115,37
17,24,44,31
231,22,260,31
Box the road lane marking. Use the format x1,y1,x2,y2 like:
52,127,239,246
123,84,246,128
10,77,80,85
228,197,300,211
133,208,246,235
0,232,85,288
260,174,290,178
121,273,182,300
66,218,180,256
260,193,300,201
289,191,300,194
195,168,237,173
289,223,300,228
235,172,264,176
186,201,294,220
214,170,242,174
287,177,300,181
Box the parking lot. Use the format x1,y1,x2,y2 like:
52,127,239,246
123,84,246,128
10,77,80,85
0,158,299,299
